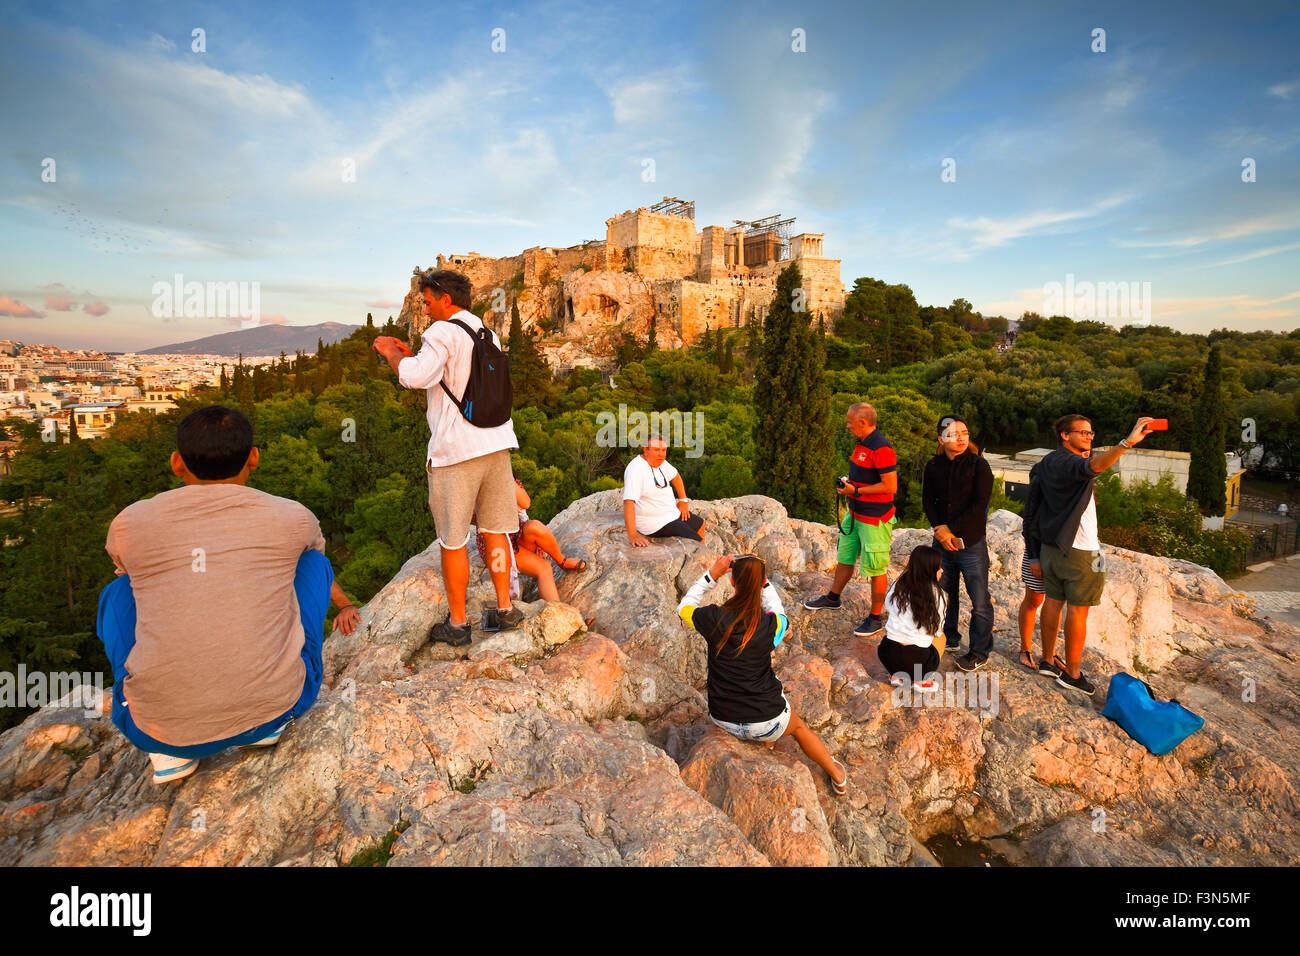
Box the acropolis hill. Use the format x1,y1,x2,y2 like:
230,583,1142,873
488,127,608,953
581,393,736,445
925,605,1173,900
399,198,846,369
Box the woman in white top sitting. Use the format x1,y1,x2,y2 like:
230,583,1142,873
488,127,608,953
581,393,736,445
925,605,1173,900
877,545,948,690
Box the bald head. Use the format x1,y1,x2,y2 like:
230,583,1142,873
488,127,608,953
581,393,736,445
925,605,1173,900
848,403,877,426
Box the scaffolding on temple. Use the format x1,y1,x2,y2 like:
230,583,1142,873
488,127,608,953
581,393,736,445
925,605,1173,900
734,214,797,264
649,197,695,220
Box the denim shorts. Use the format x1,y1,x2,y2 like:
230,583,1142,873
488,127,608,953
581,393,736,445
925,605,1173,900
710,694,791,741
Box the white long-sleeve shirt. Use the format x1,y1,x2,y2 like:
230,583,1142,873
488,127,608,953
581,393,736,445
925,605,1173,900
396,310,518,468
677,571,789,648
883,582,947,648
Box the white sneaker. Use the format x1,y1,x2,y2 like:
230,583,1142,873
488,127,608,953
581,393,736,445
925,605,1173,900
149,752,198,784
238,720,290,749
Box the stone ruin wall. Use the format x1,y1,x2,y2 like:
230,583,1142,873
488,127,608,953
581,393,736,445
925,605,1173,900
606,208,698,280
400,204,845,360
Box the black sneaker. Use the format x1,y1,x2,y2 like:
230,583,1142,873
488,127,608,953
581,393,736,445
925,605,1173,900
945,635,964,656
429,616,472,647
803,592,842,611
1056,670,1096,696
956,652,988,672
482,605,525,632
853,614,884,638
1037,656,1065,678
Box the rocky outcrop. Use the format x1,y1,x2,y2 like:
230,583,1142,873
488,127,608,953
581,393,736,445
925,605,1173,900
1,499,1296,867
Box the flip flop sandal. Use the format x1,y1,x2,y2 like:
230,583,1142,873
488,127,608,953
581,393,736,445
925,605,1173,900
830,758,849,797
1019,648,1036,670
559,556,588,572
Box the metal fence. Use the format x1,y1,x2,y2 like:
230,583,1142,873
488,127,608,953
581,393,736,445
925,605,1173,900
1227,513,1300,565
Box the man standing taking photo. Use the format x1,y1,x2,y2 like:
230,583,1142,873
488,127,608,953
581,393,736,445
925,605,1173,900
373,269,522,646
804,402,897,639
1031,414,1155,696
923,415,994,672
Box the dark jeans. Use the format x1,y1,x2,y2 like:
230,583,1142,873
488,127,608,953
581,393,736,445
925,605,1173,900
933,537,994,658
648,513,704,540
97,549,333,759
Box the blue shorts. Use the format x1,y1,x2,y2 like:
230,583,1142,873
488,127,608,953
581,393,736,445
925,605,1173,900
710,694,791,741
97,549,334,759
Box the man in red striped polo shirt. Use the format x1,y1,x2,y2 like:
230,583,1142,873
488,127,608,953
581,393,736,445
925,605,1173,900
803,402,898,638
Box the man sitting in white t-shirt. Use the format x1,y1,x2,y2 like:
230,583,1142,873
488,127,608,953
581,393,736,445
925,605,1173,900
622,434,706,546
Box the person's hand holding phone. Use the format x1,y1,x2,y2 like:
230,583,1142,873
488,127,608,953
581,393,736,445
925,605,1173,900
1127,416,1156,446
708,553,734,580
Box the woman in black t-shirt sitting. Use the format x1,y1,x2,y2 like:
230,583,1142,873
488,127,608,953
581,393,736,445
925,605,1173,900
678,553,847,796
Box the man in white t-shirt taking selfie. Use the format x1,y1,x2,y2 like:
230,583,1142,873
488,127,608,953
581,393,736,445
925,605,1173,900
623,433,706,546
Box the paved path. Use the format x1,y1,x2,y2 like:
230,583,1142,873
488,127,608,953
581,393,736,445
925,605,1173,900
1229,555,1300,626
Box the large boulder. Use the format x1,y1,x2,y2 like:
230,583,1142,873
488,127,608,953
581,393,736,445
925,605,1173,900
1,492,1296,867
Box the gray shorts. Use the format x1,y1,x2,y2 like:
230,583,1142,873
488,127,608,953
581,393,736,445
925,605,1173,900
427,449,519,550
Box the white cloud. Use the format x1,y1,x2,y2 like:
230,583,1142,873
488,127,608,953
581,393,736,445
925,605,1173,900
1267,79,1298,99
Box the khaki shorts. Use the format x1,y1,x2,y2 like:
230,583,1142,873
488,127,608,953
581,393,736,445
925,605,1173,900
1040,543,1106,606
426,449,519,550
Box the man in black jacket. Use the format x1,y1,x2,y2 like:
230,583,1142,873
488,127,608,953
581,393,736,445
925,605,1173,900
923,416,994,672
1026,413,1155,696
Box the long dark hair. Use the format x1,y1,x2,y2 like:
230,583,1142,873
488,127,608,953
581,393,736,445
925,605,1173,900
890,545,944,636
714,556,766,657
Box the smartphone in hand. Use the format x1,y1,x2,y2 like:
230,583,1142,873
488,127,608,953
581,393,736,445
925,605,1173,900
1148,419,1168,431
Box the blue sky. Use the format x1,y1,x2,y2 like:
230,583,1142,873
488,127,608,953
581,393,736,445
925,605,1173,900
1,0,1297,351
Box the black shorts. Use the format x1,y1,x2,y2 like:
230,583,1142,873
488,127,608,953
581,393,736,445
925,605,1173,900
648,513,705,540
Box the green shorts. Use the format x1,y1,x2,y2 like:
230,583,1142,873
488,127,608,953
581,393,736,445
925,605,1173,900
1040,543,1106,606
837,513,895,577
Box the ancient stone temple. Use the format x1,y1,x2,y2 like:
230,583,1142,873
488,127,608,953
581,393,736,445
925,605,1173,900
399,198,846,368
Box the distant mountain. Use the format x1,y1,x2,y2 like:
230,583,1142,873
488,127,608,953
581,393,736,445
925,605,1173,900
139,322,362,356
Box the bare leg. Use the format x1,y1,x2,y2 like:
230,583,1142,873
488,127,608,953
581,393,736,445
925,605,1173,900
1061,604,1090,678
515,548,558,602
783,709,844,786
870,572,888,616
440,545,470,627
830,562,854,595
518,520,564,563
480,531,513,611
1040,596,1065,665
1019,590,1045,656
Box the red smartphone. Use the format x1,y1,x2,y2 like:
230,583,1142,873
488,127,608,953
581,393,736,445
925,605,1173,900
1148,419,1168,431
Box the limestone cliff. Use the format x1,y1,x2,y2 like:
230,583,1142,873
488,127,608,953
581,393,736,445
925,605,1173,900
1,495,1296,866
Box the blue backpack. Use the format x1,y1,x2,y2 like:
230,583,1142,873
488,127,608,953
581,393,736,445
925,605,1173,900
1102,672,1203,756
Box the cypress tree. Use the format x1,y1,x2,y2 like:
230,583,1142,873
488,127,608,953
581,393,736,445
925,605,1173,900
646,313,658,354
507,301,551,409
1187,344,1228,516
753,264,834,521
219,364,229,395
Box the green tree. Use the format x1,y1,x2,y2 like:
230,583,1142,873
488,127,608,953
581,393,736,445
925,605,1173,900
1187,344,1228,516
507,301,554,411
753,264,834,521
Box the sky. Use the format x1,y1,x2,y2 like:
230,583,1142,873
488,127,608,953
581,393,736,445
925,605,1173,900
1,0,1298,351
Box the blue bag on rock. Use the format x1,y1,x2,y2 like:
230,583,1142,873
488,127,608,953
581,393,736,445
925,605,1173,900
1102,672,1204,755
